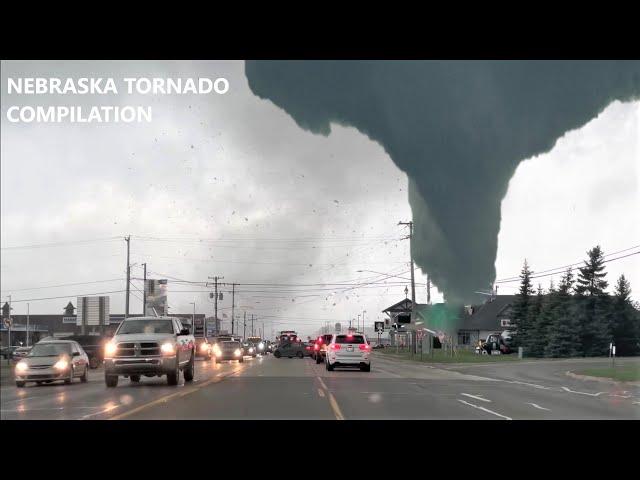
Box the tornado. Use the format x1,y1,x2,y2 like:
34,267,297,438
245,60,640,305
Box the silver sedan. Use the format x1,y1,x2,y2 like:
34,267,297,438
14,340,89,387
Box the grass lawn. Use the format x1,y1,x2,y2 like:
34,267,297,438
576,365,640,382
374,348,522,363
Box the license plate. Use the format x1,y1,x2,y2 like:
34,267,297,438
347,346,353,352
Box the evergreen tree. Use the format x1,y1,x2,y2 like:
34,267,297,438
545,267,580,357
575,245,608,296
528,284,549,357
512,259,534,351
611,275,640,356
575,246,611,356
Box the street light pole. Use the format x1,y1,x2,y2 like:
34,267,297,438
26,303,30,347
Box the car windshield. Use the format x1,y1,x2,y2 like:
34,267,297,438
117,319,174,335
335,335,365,344
28,343,72,357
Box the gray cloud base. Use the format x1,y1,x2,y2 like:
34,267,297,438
245,60,640,305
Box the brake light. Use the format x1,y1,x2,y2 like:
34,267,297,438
359,344,371,351
314,344,319,351
330,344,341,350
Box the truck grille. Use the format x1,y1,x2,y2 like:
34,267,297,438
115,342,160,357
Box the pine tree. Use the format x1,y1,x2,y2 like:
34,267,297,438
512,259,534,351
611,275,640,356
528,284,549,357
575,246,611,356
575,245,608,296
545,267,580,357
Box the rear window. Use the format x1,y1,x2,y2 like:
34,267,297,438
335,335,365,344
223,341,240,347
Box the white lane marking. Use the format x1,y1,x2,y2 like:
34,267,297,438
317,388,325,398
79,404,120,419
633,401,640,405
561,387,605,396
457,399,512,420
507,380,552,390
608,394,632,398
1,407,64,412
527,402,551,411
461,393,491,403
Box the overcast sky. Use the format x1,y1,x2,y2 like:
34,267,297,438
1,61,638,337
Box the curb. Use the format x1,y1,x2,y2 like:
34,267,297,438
565,370,640,386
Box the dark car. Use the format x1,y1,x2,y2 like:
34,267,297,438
57,334,109,369
213,340,245,363
482,332,515,354
313,334,334,364
303,342,315,357
273,340,305,359
194,337,213,360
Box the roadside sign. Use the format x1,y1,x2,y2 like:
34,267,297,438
374,321,384,332
3,318,12,329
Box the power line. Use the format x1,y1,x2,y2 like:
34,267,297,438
495,244,640,282
495,251,640,284
0,278,125,293
1,236,122,251
8,290,127,303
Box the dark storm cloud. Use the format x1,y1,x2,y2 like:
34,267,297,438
245,60,640,305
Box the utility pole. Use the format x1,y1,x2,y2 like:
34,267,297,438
207,276,223,334
142,262,147,315
362,310,366,334
26,303,30,347
251,314,254,336
125,236,131,318
8,295,12,350
398,221,415,305
243,311,247,338
231,283,236,336
427,276,431,305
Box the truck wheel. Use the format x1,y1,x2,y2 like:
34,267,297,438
81,366,89,383
360,364,371,372
316,355,322,364
239,357,244,363
274,351,281,358
326,361,334,371
184,352,195,382
16,381,26,388
297,351,304,359
130,375,141,382
167,361,180,386
105,375,118,388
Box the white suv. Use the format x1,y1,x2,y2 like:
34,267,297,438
325,333,371,372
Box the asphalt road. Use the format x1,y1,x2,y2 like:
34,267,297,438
1,354,638,420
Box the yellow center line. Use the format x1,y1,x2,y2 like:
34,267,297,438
316,376,344,420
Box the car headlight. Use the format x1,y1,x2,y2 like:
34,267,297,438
54,359,69,370
258,342,264,350
249,347,254,353
161,342,176,355
200,343,209,352
105,342,117,357
234,349,241,356
213,346,222,356
15,361,28,373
